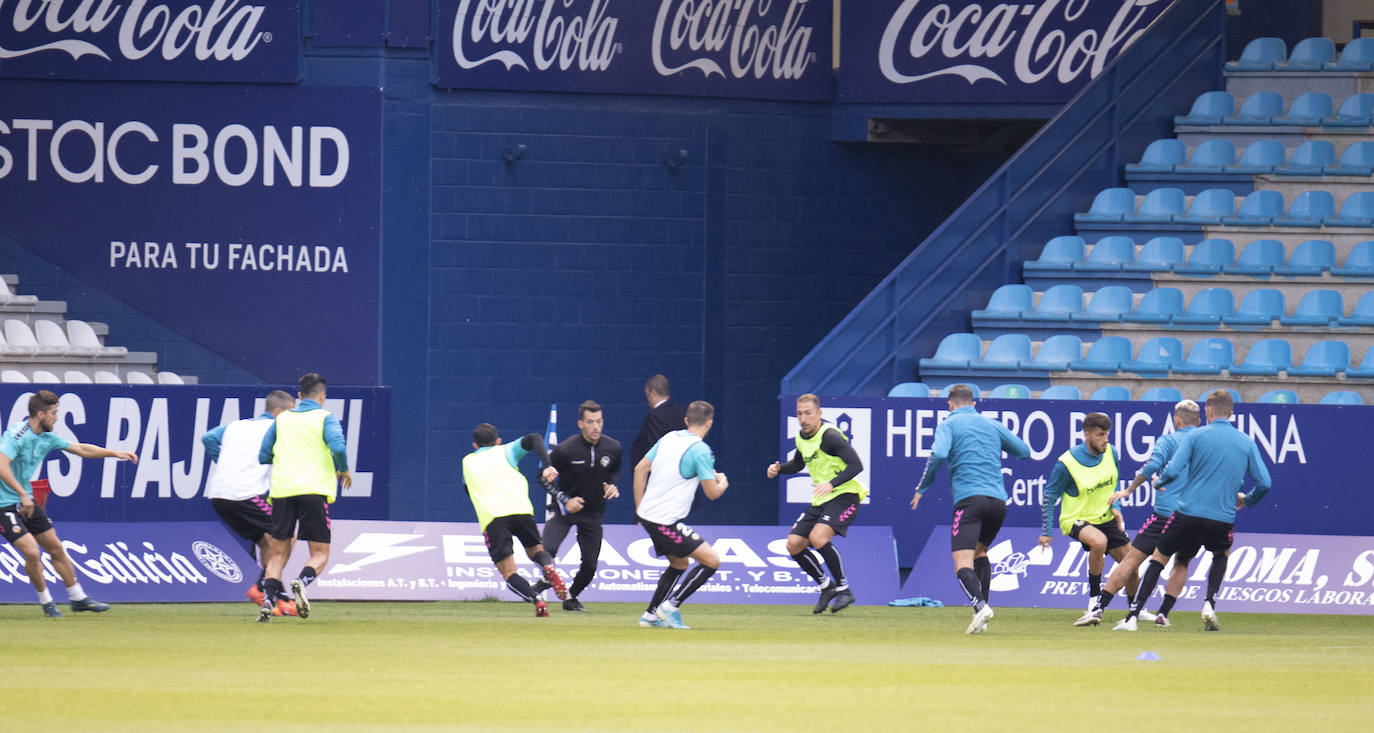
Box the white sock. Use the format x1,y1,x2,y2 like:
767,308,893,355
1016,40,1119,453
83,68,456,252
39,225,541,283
37,588,53,604
659,600,677,613
66,582,87,602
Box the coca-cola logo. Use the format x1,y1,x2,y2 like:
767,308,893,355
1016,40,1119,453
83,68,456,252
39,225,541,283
877,0,1159,87
450,0,621,73
0,0,272,64
651,0,818,81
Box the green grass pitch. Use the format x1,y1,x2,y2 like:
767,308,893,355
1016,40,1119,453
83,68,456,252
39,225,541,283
9,601,1373,732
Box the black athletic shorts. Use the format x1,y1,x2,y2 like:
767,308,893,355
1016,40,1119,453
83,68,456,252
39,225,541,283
950,495,1007,552
1069,518,1130,551
268,494,331,543
639,518,705,559
1130,512,1171,555
0,502,54,543
789,492,861,539
1156,512,1234,560
211,496,272,543
483,514,542,563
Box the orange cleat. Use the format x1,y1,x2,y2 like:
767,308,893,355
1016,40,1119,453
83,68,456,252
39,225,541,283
534,599,549,617
246,586,266,605
273,599,298,617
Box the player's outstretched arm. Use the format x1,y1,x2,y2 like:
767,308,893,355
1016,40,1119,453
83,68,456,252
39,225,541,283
64,443,138,463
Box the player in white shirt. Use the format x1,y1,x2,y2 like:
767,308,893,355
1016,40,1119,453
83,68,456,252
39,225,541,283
633,400,728,630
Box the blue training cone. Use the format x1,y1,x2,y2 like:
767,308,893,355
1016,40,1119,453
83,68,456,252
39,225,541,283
1136,651,1161,661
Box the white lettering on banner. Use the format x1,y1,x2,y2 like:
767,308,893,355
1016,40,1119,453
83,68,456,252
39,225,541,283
107,240,349,274
877,0,1159,87
451,0,620,73
650,0,817,81
0,0,271,64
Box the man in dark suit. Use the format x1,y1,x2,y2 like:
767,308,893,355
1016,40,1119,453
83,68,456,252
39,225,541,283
630,374,688,468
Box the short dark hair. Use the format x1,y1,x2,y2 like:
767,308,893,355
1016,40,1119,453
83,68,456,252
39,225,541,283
947,384,974,404
686,400,714,426
1083,412,1112,433
28,390,59,417
1206,389,1234,417
645,374,671,396
299,373,326,398
579,400,602,419
265,390,295,412
473,422,499,447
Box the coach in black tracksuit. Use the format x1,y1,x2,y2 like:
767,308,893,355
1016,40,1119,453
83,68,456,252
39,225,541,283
541,400,621,611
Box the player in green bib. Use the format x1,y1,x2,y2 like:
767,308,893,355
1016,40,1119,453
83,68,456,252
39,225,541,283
768,394,867,614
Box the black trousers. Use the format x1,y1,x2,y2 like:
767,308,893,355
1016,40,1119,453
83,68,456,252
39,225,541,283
540,510,604,599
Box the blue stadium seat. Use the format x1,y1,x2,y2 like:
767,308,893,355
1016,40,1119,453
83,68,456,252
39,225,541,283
1173,288,1236,324
1174,91,1235,125
1177,139,1236,173
919,333,982,370
1275,139,1337,175
970,334,1033,371
988,383,1032,399
1175,188,1236,225
940,384,982,398
1039,385,1082,400
1229,339,1293,376
1346,345,1374,378
1336,292,1374,327
1224,140,1285,174
1273,190,1334,227
1288,340,1351,376
1126,139,1185,173
1273,92,1333,126
1323,93,1374,127
1319,391,1363,405
1226,37,1285,71
1197,388,1243,403
1023,284,1084,322
1075,236,1135,272
1174,238,1235,275
1125,337,1185,375
1324,38,1374,71
973,284,1033,320
1279,289,1343,325
1024,235,1086,272
1173,337,1235,374
1123,287,1185,323
1124,188,1186,223
1023,334,1083,371
1070,286,1135,323
1223,92,1284,125
1224,289,1285,327
1069,336,1133,373
888,382,932,397
1324,141,1374,175
1332,240,1374,277
1274,37,1336,71
1090,386,1133,401
1258,389,1299,404
1222,189,1283,226
1326,191,1374,227
1140,387,1183,402
1223,239,1285,275
1275,239,1336,276
1075,188,1136,224
1124,236,1186,272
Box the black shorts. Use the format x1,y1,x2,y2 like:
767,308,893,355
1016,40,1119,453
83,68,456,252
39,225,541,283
483,514,542,563
1069,518,1130,551
789,493,861,539
950,495,1007,552
639,518,705,559
211,497,272,543
1130,512,1171,555
1,502,54,543
1156,512,1234,560
268,494,331,543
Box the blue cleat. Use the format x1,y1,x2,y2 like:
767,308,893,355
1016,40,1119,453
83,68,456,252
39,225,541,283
41,601,61,618
638,613,668,628
71,597,109,613
655,603,690,630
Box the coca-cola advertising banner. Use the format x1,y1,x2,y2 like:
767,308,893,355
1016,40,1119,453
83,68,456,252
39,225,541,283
435,0,833,101
0,385,390,522
902,527,1374,615
0,81,381,384
838,0,1169,104
0,0,300,83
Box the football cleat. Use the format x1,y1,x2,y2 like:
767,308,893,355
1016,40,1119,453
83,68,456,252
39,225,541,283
830,588,856,614
1074,609,1103,627
534,599,549,617
273,599,298,617
1113,616,1138,631
542,565,569,601
965,604,994,635
1138,609,1158,623
1154,614,1171,628
41,601,62,618
638,613,668,628
291,580,310,619
1201,601,1219,631
70,597,110,613
813,584,838,614
562,597,586,612
246,585,266,606
257,603,273,623
655,603,690,630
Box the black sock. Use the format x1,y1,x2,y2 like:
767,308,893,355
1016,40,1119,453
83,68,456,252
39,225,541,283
1088,573,1102,600
955,567,984,610
532,549,555,567
647,567,684,614
973,556,991,602
1129,560,1166,619
1159,594,1178,616
791,550,826,585
1206,554,1228,605
667,564,716,606
506,574,538,603
1098,590,1115,611
298,566,317,588
262,578,284,607
815,543,847,589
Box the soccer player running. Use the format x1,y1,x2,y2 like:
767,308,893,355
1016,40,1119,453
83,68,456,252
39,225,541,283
1037,412,1138,626
202,389,297,616
540,400,621,611
634,400,728,630
256,373,351,622
461,422,569,617
767,393,865,614
0,390,137,617
1118,390,1272,631
910,385,1030,634
1097,400,1201,630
